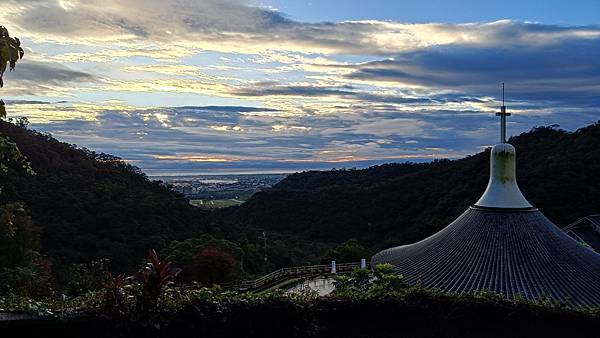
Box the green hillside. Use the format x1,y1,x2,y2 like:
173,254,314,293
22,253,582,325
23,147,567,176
223,122,600,250
0,121,222,273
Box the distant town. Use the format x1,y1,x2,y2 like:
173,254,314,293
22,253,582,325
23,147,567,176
152,174,288,208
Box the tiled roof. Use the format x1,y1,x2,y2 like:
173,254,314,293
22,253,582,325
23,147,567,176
372,206,600,307
564,215,600,252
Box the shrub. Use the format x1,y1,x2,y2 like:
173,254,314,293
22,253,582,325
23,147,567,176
0,251,52,298
161,234,244,282
333,264,407,298
61,259,109,296
368,263,407,297
191,246,234,286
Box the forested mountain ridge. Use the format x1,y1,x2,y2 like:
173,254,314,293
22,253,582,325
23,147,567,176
223,122,600,249
0,120,220,273
2,119,599,280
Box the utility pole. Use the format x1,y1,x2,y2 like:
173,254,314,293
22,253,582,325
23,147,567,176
259,231,268,262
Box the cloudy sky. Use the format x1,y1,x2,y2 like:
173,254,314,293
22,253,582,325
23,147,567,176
1,0,599,175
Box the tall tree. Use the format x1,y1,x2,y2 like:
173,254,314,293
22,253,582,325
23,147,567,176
0,25,27,180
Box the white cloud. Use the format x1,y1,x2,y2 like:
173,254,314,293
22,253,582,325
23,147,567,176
2,1,600,172
4,1,599,55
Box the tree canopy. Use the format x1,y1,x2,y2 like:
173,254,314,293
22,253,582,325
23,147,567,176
0,25,24,119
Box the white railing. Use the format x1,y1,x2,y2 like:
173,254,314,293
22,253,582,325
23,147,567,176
224,262,367,291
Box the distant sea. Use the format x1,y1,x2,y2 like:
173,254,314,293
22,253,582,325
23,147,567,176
144,169,297,177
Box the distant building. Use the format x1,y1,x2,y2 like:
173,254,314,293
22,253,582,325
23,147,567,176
564,215,600,252
372,92,600,308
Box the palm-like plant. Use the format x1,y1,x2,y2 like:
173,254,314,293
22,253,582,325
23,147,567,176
134,249,181,311
0,26,25,119
0,26,24,86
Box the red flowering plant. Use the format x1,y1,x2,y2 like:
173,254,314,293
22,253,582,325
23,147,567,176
133,249,181,311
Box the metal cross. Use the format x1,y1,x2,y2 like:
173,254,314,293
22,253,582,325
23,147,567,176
495,83,511,143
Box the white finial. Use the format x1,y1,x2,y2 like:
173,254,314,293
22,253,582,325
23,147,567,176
475,143,532,208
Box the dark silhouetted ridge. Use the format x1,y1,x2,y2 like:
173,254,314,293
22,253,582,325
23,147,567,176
224,122,600,250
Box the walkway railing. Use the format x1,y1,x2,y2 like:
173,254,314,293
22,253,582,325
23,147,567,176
224,262,367,291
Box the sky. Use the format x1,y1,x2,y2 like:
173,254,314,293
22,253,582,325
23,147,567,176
1,0,599,175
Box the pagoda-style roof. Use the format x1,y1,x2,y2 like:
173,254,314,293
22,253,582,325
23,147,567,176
372,206,600,307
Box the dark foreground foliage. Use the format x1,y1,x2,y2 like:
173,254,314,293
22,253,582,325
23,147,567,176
1,286,598,338
224,122,600,250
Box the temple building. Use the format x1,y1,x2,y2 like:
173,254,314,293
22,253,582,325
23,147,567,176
371,87,600,307
563,215,600,252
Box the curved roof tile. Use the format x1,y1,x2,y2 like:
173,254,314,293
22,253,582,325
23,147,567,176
372,206,600,307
